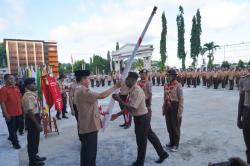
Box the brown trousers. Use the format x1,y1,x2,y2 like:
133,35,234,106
242,107,250,163
147,107,166,158
164,101,182,147
134,113,150,166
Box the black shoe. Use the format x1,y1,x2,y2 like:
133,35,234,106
62,116,68,119
8,137,12,141
35,155,46,162
124,125,131,129
131,161,143,166
56,115,61,120
29,160,45,166
155,152,169,164
65,111,68,113
19,131,24,135
166,143,173,149
13,144,21,149
119,123,126,127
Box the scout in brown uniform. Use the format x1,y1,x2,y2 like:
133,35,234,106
229,69,235,90
138,69,169,164
213,69,219,89
186,70,191,88
202,70,206,86
206,70,211,88
112,72,152,166
56,74,69,120
152,71,156,86
191,70,197,88
74,70,120,166
69,79,80,139
22,78,46,166
163,69,184,152
161,71,166,86
238,62,250,164
156,71,161,86
107,74,112,86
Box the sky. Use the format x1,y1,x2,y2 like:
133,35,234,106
0,0,250,68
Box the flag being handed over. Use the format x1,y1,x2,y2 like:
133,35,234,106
101,6,158,130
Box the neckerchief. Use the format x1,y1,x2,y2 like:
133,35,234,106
164,80,179,106
138,80,146,88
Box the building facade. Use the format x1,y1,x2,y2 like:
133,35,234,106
4,39,59,76
112,44,154,73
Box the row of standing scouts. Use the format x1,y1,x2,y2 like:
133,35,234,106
90,68,248,91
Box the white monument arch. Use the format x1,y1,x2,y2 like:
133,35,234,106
111,44,154,73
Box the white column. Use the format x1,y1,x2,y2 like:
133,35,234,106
33,42,37,69
41,42,44,65
143,56,151,70
115,60,120,73
6,41,11,73
16,41,20,74
25,42,28,68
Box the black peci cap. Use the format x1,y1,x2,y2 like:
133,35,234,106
24,78,35,87
167,69,177,75
127,72,139,80
139,69,149,74
75,70,90,77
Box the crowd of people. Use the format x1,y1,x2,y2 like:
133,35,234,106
0,64,249,166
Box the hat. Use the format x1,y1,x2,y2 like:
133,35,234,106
139,69,149,74
127,72,139,80
59,74,66,80
74,70,90,77
24,78,35,87
167,69,177,75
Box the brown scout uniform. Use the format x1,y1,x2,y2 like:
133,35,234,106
74,84,117,166
22,90,41,162
128,85,149,165
138,79,167,159
163,80,184,147
238,74,250,163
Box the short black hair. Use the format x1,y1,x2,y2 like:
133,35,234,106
4,74,13,81
24,78,35,87
127,72,139,80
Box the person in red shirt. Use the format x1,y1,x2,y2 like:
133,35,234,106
0,74,23,149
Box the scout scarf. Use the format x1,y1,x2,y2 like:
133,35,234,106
138,80,146,88
164,80,179,106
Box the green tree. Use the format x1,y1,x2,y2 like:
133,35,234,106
196,9,202,54
237,60,245,68
58,63,72,75
131,58,144,71
221,61,230,69
91,54,109,74
116,42,119,50
73,60,90,71
190,16,197,67
0,43,6,67
176,5,186,69
201,42,220,68
160,12,167,71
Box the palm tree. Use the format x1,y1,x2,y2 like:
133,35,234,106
201,42,220,68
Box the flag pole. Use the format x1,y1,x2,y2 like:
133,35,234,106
102,6,158,130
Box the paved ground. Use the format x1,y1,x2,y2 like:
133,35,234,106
0,85,246,166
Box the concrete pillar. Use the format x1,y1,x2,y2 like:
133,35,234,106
143,56,151,70
114,60,120,73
